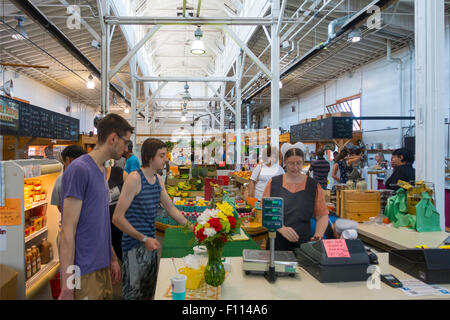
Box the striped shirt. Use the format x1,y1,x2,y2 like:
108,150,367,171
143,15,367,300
309,158,331,188
122,169,161,252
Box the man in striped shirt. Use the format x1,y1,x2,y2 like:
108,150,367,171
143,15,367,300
308,149,330,189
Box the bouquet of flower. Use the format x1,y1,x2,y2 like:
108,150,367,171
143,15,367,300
192,201,240,245
189,201,241,287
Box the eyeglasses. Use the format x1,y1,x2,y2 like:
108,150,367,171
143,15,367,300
116,133,131,146
285,161,303,167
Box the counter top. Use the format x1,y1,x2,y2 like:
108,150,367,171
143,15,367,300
155,253,450,300
357,223,449,250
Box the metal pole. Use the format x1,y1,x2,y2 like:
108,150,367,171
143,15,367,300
414,0,446,230
236,52,242,168
136,76,236,82
271,0,281,161
104,16,290,26
130,56,137,150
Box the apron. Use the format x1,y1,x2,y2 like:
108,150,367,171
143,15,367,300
267,175,317,251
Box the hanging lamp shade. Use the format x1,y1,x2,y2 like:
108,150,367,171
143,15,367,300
191,26,206,55
11,17,28,40
191,39,206,55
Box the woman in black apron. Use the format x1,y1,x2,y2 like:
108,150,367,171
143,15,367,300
263,148,330,251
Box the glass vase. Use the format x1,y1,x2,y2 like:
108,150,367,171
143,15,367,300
204,239,225,287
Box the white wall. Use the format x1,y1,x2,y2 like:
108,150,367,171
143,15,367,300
1,69,97,134
261,45,422,150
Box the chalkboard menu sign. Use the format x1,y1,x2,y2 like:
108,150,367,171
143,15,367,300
0,95,20,135
1,95,79,141
290,117,353,142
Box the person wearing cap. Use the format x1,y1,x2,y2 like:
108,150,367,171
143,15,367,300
262,143,330,251
124,141,141,174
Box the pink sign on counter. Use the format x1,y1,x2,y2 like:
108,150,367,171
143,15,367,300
323,239,351,258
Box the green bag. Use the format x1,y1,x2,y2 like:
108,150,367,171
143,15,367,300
416,192,441,232
393,213,416,229
384,188,408,223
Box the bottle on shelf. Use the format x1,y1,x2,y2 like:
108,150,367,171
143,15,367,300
40,238,52,264
32,245,41,271
25,249,32,280
29,248,37,276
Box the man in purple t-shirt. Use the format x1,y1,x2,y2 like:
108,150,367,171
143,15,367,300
58,114,134,300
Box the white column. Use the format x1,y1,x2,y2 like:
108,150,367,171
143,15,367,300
415,0,446,230
130,56,137,151
235,52,242,169
271,0,280,162
100,1,110,114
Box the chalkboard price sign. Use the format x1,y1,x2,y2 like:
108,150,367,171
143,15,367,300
290,117,353,142
1,95,79,141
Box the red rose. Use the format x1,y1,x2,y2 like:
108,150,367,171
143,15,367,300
209,218,223,232
196,228,207,242
227,216,237,229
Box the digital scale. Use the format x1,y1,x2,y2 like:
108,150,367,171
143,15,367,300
242,198,297,281
242,249,298,277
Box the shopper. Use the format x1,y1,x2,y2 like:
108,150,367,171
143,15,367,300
51,145,86,213
106,159,128,262
331,149,362,184
385,148,415,191
307,149,330,189
372,152,388,189
112,138,190,300
59,113,134,300
114,156,127,170
248,146,285,201
124,141,141,173
262,147,329,251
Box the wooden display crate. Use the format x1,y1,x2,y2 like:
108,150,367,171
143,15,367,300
340,190,381,222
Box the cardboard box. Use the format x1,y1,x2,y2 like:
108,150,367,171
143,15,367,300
0,264,18,300
331,112,353,117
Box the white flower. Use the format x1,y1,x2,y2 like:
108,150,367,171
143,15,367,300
209,209,220,218
197,210,212,225
204,228,217,238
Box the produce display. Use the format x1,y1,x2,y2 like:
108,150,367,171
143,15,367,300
167,186,190,197
24,179,47,208
231,171,252,180
189,178,204,191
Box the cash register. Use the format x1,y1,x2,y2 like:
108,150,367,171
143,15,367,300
294,239,371,283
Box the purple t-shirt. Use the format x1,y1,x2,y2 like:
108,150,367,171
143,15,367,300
61,154,112,275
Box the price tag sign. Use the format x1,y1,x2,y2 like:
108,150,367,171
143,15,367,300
323,239,351,258
262,197,283,232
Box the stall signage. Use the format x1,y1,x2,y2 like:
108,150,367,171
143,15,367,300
0,95,20,135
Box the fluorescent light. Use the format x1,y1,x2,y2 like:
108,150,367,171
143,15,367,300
279,81,283,88
86,74,95,89
348,29,362,43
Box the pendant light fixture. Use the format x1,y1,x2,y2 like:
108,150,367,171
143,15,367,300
348,29,362,43
190,26,206,55
86,74,95,89
11,16,28,40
